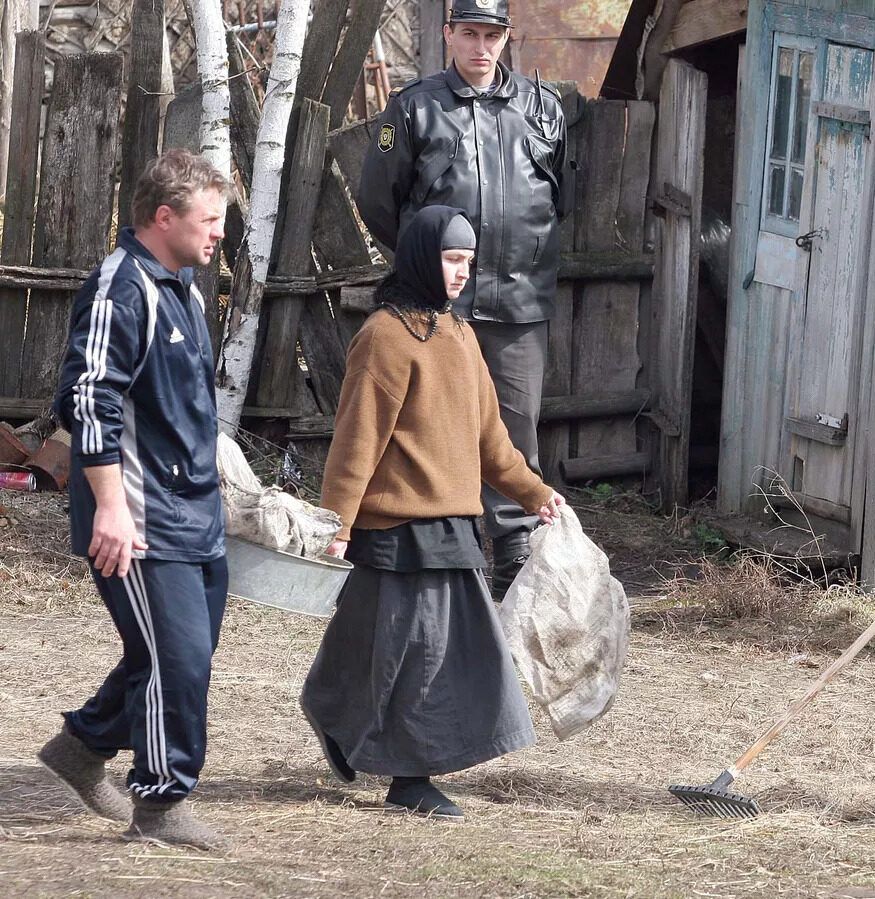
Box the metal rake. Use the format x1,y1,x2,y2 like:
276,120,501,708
669,615,875,819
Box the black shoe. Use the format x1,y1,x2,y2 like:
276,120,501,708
300,703,355,784
491,529,532,601
384,777,464,820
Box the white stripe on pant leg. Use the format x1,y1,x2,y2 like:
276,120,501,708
129,561,174,786
121,574,159,783
126,562,170,785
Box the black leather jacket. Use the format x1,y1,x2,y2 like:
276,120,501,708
356,62,567,324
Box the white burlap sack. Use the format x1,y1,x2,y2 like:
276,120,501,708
498,505,630,740
216,433,341,557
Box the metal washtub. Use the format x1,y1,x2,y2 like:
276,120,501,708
226,536,353,618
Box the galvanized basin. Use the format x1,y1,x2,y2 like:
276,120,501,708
226,536,353,618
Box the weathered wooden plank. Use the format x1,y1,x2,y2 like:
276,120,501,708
311,161,372,349
419,0,445,76
21,52,123,400
227,31,260,193
652,59,707,512
540,389,650,423
237,390,650,429
662,0,748,55
327,117,376,196
718,42,754,512
117,0,164,230
0,396,51,419
784,416,847,447
295,0,348,105
256,99,330,409
772,492,852,528
561,451,650,483
322,0,387,130
162,81,202,153
0,30,44,397
571,100,635,461
538,84,579,484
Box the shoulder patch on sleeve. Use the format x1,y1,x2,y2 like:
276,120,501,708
378,123,396,152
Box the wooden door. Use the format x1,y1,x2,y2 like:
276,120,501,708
784,43,875,530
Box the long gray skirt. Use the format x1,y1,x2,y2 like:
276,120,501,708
300,565,536,776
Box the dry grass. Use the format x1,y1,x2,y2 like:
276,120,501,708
2,492,875,898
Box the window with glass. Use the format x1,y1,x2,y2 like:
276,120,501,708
763,38,816,234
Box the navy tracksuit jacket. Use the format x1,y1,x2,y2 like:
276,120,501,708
54,228,227,801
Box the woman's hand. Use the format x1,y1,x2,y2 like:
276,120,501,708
537,491,566,525
325,539,349,559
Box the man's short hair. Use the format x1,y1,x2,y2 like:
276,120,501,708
131,149,232,228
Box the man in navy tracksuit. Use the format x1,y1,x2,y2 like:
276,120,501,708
39,149,231,850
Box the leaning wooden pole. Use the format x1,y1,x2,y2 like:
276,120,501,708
215,0,310,434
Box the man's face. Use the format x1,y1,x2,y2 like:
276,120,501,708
443,22,509,86
159,188,226,270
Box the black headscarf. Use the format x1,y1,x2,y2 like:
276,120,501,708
392,205,474,312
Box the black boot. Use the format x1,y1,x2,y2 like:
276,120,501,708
491,529,532,601
385,777,464,820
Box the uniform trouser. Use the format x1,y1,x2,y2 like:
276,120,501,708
64,556,228,803
469,319,549,541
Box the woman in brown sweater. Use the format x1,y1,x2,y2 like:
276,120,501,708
301,205,563,820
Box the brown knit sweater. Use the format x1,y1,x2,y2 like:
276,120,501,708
321,309,553,540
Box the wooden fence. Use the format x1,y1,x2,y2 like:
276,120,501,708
0,18,704,508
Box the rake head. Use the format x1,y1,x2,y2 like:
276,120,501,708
669,770,761,819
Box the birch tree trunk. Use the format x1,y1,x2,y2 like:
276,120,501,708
188,0,231,179
215,0,309,433
0,0,38,203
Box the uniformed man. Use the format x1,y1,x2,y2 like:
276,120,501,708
357,0,567,599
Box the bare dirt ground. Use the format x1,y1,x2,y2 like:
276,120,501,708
2,490,875,898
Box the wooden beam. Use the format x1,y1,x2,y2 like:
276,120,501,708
322,0,388,130
0,31,45,397
117,0,164,230
558,252,654,281
772,492,852,527
226,31,260,193
663,0,748,55
560,452,651,483
22,52,123,400
256,99,330,409
419,0,445,76
0,396,52,419
651,59,707,512
540,389,651,423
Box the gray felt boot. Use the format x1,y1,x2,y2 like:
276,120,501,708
37,725,131,823
123,796,229,852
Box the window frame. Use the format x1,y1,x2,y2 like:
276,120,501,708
760,32,820,239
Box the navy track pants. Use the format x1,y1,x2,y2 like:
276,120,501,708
65,556,228,802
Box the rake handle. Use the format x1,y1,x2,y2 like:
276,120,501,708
730,616,875,777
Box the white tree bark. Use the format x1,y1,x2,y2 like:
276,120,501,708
0,0,38,204
188,0,231,179
215,0,309,433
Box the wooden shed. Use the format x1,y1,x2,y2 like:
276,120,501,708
603,0,875,577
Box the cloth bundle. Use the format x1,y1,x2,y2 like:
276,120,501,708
216,433,341,558
498,505,630,740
